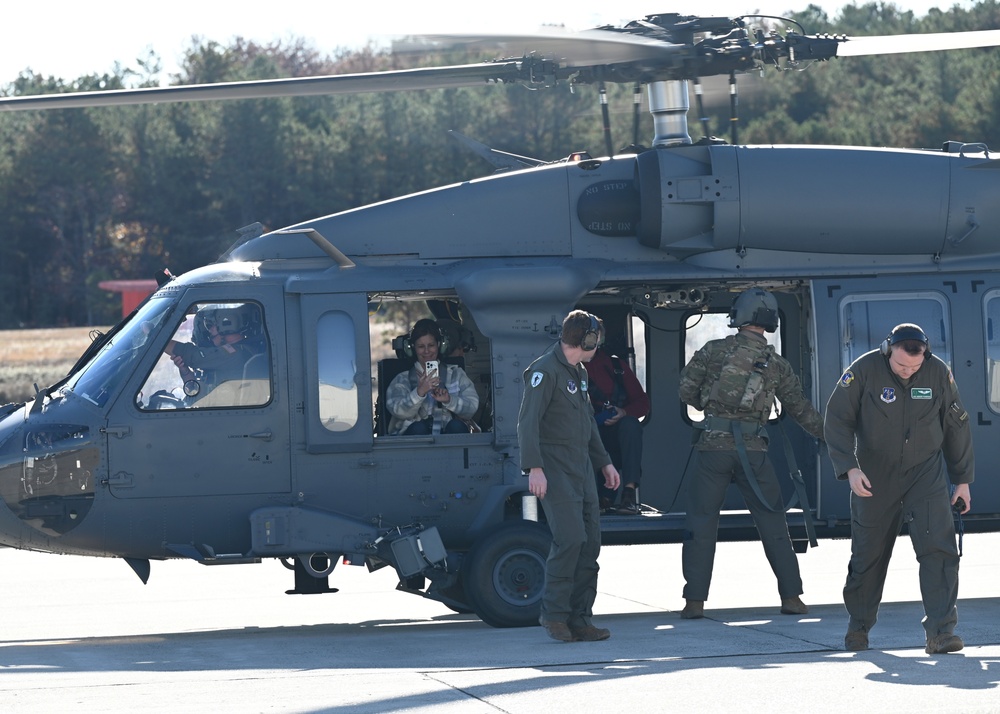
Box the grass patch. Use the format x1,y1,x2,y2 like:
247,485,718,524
0,327,107,404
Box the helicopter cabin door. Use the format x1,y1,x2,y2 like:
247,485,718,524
106,287,291,498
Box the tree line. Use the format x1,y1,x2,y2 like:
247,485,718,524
0,2,998,329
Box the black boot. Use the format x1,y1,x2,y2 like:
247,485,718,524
615,486,639,515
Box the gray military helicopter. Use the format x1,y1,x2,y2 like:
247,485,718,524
2,13,1000,628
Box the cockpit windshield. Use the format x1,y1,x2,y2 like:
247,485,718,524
64,298,175,408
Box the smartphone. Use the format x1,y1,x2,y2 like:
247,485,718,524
425,360,439,379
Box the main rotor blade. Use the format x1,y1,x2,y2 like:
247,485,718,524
409,29,681,66
837,28,1000,57
0,62,526,112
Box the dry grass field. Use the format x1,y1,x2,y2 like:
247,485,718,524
0,327,109,404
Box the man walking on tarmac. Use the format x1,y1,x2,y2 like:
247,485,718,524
825,323,973,654
678,288,825,619
518,310,620,642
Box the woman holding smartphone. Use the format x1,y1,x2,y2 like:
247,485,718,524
386,318,479,435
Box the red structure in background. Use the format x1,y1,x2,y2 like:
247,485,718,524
99,280,159,317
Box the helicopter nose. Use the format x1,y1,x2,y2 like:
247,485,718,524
0,416,98,543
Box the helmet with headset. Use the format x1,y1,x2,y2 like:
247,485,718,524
192,303,261,346
729,288,779,333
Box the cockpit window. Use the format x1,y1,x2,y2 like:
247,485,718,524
65,298,174,408
136,301,271,410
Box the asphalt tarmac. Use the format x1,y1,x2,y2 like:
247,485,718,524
1,529,998,713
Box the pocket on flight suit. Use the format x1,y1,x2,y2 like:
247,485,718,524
905,495,957,558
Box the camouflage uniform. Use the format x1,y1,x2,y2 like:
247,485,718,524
678,329,824,602
825,349,973,641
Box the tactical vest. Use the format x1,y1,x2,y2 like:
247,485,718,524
702,335,776,421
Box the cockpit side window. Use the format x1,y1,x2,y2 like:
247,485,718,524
136,301,271,410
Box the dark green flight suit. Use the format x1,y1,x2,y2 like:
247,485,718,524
679,329,825,602
825,349,973,639
518,345,612,629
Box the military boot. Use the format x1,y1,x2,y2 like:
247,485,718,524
780,596,809,615
681,599,705,619
540,619,574,643
925,633,964,654
844,629,869,651
571,624,611,641
614,486,640,515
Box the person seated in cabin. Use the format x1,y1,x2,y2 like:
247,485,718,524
585,342,650,514
165,302,266,394
386,318,479,435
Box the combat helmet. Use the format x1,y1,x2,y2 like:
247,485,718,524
729,288,779,333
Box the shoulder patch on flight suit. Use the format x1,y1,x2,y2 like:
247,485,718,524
911,388,932,399
838,370,854,388
531,372,544,388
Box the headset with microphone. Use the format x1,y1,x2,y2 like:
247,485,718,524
880,323,931,358
392,319,450,359
580,313,603,351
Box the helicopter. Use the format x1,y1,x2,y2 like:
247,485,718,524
1,12,1000,629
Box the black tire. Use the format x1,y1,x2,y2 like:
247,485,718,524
462,521,551,628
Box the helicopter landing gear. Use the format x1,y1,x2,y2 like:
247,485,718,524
462,520,551,628
281,554,339,594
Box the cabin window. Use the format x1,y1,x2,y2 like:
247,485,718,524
838,292,950,370
682,311,783,422
136,301,271,410
317,310,359,432
369,299,489,436
983,291,1000,412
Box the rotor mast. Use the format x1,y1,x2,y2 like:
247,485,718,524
647,80,691,147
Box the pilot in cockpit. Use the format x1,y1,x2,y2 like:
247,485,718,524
165,303,265,391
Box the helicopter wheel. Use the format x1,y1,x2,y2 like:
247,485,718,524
462,520,550,628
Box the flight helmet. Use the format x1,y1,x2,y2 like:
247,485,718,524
729,288,779,333
194,303,260,344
